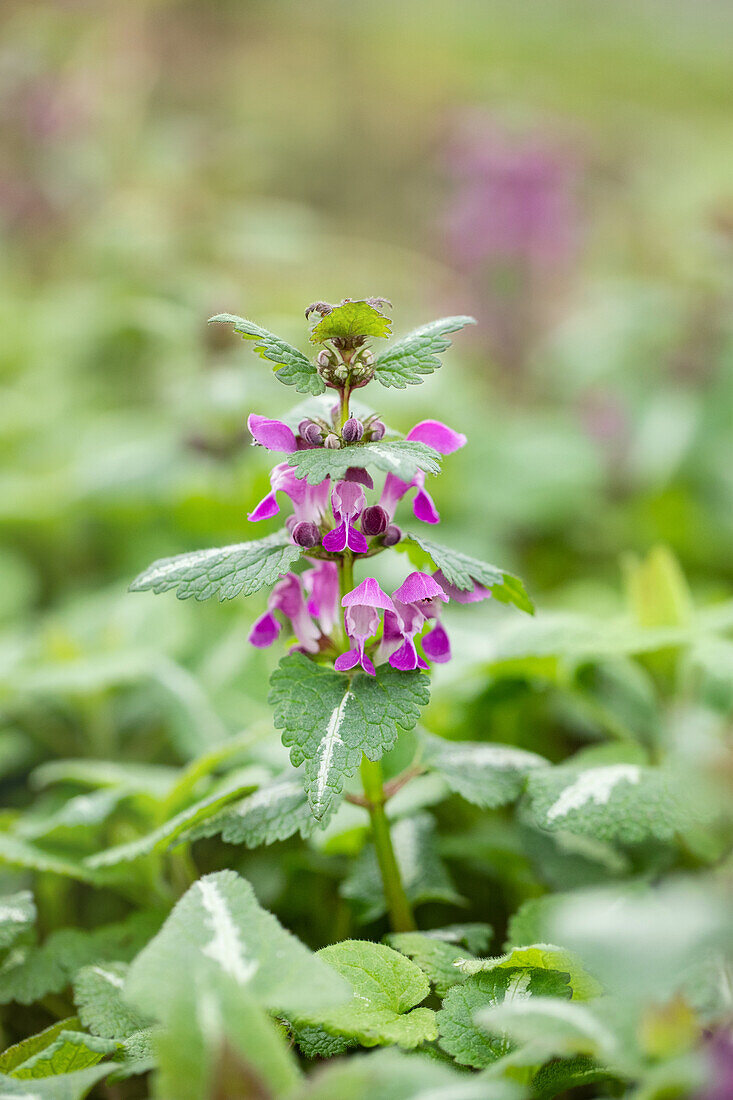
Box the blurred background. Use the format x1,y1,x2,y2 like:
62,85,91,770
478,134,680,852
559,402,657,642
2,0,733,960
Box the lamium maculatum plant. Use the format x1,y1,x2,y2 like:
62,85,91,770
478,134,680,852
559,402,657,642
130,297,533,931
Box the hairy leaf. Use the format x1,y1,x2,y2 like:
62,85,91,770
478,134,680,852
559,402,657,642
0,835,98,884
422,923,494,955
309,301,392,344
73,963,150,1040
0,891,35,951
185,776,321,847
0,1019,82,1075
289,940,437,1049
291,1025,354,1060
385,932,474,996
11,1031,117,1079
475,997,617,1063
0,1065,113,1099
457,944,602,1001
287,440,440,486
423,734,548,808
210,313,324,395
129,530,302,602
270,655,429,820
401,533,534,613
374,316,476,388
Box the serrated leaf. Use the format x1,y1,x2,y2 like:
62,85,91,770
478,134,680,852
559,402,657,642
290,940,437,1049
184,776,320,847
0,1019,82,1075
525,764,692,844
309,301,392,344
125,870,349,1021
73,963,150,1040
374,316,476,388
457,944,602,1001
438,967,572,1069
423,923,494,955
210,313,324,395
291,1025,354,1060
475,997,617,1063
531,1055,620,1099
341,813,463,923
270,655,429,821
287,440,441,486
108,1028,156,1082
129,530,302,602
11,1031,117,1079
423,734,548,809
0,1065,112,1099
385,933,475,997
401,533,534,613
0,891,35,950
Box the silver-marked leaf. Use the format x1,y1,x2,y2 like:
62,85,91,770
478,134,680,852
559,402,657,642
475,997,617,1064
0,1065,113,1099
269,654,429,820
423,734,548,808
287,440,441,486
73,963,150,1040
401,532,534,613
309,301,392,344
456,944,602,1001
185,776,322,847
210,313,324,395
289,940,436,1049
526,764,694,844
11,1031,117,1079
125,870,350,1020
438,967,572,1069
129,530,302,602
0,891,35,950
374,316,476,388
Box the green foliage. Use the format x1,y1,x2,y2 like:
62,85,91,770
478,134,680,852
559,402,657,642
11,1031,117,1079
0,892,35,951
309,301,392,344
385,932,475,996
423,733,548,808
374,316,476,388
457,944,602,1001
210,313,325,394
289,940,437,1049
286,439,441,486
270,655,429,820
185,775,318,847
0,1020,82,1075
73,962,150,1040
0,1065,114,1099
129,530,303,601
400,533,534,612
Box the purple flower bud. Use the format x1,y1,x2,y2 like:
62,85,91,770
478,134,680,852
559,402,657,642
299,421,323,447
342,417,364,443
361,505,388,536
291,521,321,548
369,420,386,441
324,433,341,449
382,524,402,547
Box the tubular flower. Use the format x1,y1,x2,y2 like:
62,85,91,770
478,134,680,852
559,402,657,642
248,462,330,526
247,413,298,453
303,561,340,636
248,573,320,653
322,481,369,554
380,420,466,525
335,578,395,677
432,569,491,603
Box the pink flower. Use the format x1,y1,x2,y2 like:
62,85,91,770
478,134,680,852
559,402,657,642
247,414,298,453
322,481,369,554
249,574,320,653
303,562,340,636
380,421,466,526
248,462,330,527
335,578,394,677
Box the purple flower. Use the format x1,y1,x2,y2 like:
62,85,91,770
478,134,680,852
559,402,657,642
247,414,298,453
376,572,449,671
248,462,330,528
393,571,449,606
322,481,369,554
249,573,320,653
335,578,394,677
380,420,466,526
422,621,451,663
303,562,340,636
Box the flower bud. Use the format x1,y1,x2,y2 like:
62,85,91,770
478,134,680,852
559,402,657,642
382,524,402,547
291,521,321,548
324,433,341,449
299,421,323,447
361,505,388,536
342,417,364,443
359,348,375,368
317,349,335,368
369,420,386,441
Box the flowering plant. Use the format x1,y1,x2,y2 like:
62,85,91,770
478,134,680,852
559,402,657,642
131,297,533,931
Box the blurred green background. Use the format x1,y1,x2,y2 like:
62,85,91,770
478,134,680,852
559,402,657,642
2,0,733,937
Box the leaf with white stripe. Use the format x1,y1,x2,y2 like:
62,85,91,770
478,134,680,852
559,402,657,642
209,313,324,395
124,870,349,1021
184,775,324,847
0,892,35,951
423,734,548,808
73,963,150,1040
456,944,602,1001
287,440,441,486
269,654,429,820
374,315,476,388
129,530,302,602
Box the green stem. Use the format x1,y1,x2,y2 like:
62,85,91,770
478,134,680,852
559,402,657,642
359,756,416,932
339,385,351,430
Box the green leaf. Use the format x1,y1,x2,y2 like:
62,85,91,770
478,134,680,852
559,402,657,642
32,759,178,798
290,940,437,1049
457,944,602,1001
309,301,392,344
423,923,494,955
525,763,692,844
129,530,302,602
209,313,324,395
400,532,534,613
374,316,476,389
291,1025,354,1060
109,1028,156,1081
0,836,98,884
0,891,35,950
0,1019,82,1075
73,963,150,1040
385,933,475,997
437,967,572,1068
531,1055,621,1099
475,997,617,1063
270,655,429,821
341,813,464,923
0,1065,113,1099
287,440,440,486
11,1031,117,1079
184,775,321,847
423,734,548,808
125,870,350,1020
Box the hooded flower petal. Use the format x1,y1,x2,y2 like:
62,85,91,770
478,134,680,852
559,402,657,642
406,419,467,454
421,621,451,662
342,577,394,611
433,569,491,603
323,480,369,554
393,571,448,605
248,414,298,453
248,610,281,648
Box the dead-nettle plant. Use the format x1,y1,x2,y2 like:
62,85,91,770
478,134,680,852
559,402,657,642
130,297,533,931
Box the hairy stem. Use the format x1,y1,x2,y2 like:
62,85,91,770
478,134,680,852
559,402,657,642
359,756,416,932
